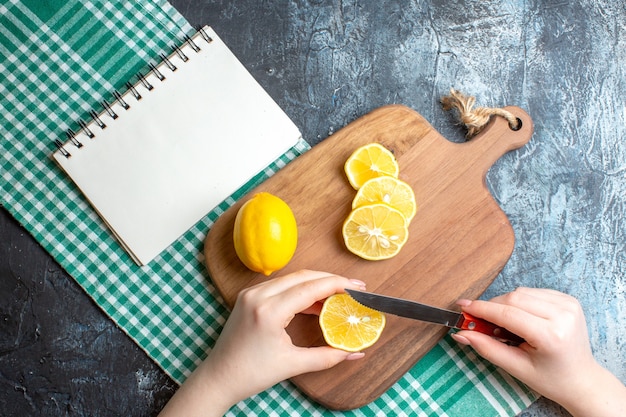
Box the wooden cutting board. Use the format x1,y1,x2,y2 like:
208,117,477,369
204,104,533,410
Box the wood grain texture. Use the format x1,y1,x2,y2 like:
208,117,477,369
204,105,533,409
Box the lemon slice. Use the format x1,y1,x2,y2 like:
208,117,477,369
342,203,409,260
319,293,386,352
344,143,399,189
352,176,417,222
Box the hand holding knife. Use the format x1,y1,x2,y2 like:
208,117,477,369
346,289,525,346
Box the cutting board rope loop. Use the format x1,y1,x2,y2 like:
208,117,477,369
441,88,521,139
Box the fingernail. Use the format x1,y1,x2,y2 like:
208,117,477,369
451,333,471,346
349,279,367,289
346,352,365,360
456,299,472,307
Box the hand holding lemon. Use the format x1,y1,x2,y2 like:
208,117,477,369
159,271,368,417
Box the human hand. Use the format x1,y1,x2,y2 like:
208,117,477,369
451,287,626,417
159,270,367,417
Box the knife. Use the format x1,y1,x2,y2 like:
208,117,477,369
346,289,525,346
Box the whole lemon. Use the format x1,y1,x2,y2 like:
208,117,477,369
233,192,298,276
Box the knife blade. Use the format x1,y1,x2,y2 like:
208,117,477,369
346,289,524,345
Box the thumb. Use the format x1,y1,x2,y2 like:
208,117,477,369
292,346,365,375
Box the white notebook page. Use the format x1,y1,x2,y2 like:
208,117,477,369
52,26,301,265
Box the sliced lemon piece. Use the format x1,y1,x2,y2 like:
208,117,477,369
352,176,417,222
342,203,409,260
319,293,386,352
344,143,399,189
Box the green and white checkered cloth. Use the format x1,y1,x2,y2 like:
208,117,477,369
0,1,537,415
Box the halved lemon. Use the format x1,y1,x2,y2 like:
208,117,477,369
352,176,417,222
319,293,386,352
342,203,409,260
344,143,399,189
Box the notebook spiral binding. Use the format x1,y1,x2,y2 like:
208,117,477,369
54,27,213,158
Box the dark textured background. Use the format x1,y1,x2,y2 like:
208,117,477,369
1,1,624,416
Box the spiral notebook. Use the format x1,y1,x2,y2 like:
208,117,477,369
51,26,302,265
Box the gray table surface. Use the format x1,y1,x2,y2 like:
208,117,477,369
1,1,624,416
